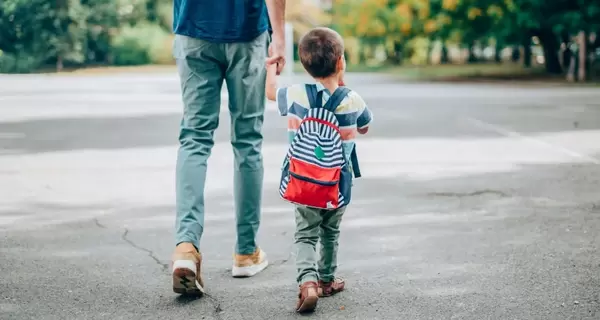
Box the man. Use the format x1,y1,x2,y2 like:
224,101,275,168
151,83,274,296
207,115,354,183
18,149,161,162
171,0,286,295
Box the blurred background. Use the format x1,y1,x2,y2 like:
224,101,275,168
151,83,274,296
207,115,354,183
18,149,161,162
2,2,600,319
1,0,599,82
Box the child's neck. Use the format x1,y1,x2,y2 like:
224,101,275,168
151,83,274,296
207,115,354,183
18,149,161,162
316,77,339,94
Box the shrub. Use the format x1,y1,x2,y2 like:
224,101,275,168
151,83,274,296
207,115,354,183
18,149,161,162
156,1,174,31
110,22,173,66
0,50,43,73
147,33,174,64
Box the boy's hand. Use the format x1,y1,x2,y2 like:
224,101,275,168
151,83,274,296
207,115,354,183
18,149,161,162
265,60,278,101
266,37,286,75
338,77,345,86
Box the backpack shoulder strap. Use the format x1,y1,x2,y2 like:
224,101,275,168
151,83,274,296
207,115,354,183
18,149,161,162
323,87,351,113
323,86,361,178
304,84,322,109
350,146,361,178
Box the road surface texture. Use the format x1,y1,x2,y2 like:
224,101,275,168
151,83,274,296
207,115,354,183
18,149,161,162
1,72,599,320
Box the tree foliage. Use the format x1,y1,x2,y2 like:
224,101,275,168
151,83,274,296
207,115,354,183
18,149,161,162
286,0,331,39
1,0,599,75
0,0,174,72
333,0,600,73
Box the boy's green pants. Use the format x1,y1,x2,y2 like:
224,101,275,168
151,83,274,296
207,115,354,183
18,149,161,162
173,32,269,255
295,205,346,284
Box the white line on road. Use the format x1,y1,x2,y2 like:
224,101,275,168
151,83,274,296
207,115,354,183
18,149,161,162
465,116,600,165
0,132,25,139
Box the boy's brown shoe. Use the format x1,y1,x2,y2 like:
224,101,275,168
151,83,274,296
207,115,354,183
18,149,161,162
232,247,269,278
318,278,345,297
171,243,204,295
296,281,319,313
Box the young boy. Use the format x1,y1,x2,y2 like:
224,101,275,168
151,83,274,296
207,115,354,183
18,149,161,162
266,27,373,313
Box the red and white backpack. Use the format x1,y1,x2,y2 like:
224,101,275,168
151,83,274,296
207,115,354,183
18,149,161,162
279,84,360,209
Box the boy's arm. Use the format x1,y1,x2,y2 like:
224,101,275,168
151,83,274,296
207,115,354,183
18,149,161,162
266,63,278,102
266,62,290,116
341,79,371,134
354,93,373,135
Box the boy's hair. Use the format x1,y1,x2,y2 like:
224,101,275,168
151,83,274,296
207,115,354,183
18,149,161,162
298,27,344,78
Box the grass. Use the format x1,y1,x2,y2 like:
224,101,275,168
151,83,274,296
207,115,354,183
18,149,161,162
42,61,599,85
54,61,534,79
294,61,600,86
294,61,548,81
39,64,176,76
385,63,547,81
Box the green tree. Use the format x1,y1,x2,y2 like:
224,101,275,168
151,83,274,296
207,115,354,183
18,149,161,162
499,0,600,74
0,0,86,72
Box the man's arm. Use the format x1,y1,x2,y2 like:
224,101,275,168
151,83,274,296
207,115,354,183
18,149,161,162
265,0,286,74
266,0,286,41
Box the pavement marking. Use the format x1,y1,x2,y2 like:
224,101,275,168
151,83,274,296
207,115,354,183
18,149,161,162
465,116,600,165
0,132,25,139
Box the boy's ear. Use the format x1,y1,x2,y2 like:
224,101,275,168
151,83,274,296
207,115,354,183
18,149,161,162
336,55,346,72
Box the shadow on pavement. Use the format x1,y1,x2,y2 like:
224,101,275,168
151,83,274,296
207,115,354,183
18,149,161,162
175,295,202,304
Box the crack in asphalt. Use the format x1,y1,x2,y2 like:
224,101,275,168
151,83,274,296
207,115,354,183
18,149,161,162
121,228,169,273
93,218,168,273
272,240,294,266
204,293,224,319
177,293,224,319
92,218,259,317
273,249,294,266
118,226,224,317
93,218,107,229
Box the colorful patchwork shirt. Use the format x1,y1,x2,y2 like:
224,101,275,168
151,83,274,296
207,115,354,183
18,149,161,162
275,83,373,163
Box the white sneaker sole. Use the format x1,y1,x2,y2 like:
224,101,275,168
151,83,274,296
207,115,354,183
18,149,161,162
172,260,204,295
231,259,269,278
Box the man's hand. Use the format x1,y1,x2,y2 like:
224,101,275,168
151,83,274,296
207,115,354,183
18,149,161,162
266,0,286,75
266,38,286,75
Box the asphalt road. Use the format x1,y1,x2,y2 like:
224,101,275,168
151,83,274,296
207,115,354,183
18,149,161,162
0,72,599,320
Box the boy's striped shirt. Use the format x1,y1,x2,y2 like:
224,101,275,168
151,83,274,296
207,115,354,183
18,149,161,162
276,83,373,161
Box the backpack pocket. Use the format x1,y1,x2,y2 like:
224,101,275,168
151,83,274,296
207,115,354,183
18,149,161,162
282,157,341,209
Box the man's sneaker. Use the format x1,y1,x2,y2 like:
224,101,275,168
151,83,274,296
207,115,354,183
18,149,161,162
171,243,204,295
318,278,345,297
231,247,268,277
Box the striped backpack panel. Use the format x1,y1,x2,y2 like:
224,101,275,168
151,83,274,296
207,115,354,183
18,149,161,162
279,85,353,209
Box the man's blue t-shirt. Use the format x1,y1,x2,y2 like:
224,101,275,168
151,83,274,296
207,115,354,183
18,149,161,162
173,0,269,43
